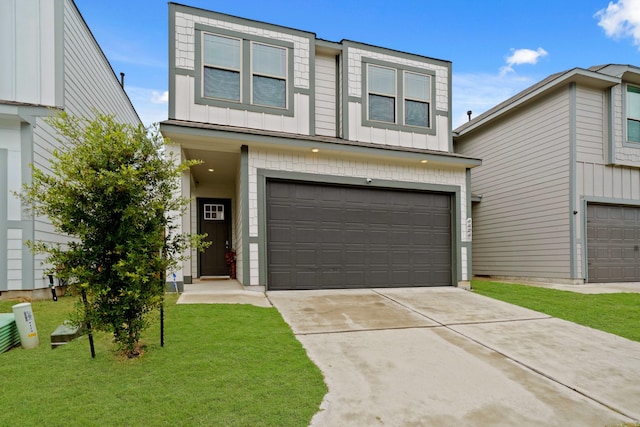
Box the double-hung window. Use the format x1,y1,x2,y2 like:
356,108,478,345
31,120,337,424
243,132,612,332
404,72,430,127
365,61,433,131
252,43,287,108
368,65,396,123
198,28,291,113
627,85,640,143
203,34,241,102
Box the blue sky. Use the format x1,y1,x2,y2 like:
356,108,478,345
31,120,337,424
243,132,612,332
75,0,640,128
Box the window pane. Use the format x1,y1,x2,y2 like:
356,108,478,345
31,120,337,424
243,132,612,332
627,86,640,119
253,43,286,77
204,67,240,101
368,65,395,96
253,75,286,108
405,100,429,127
203,34,240,69
405,72,430,101
629,119,640,143
369,94,395,123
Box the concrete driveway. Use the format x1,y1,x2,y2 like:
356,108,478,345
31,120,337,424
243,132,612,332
268,287,640,426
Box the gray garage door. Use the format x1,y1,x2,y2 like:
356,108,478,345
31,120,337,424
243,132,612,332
587,203,640,282
266,180,452,290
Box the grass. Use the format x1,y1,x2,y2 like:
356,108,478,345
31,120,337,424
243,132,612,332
0,295,327,426
472,281,640,342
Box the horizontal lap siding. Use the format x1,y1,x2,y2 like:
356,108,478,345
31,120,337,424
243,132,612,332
458,88,571,278
576,86,605,164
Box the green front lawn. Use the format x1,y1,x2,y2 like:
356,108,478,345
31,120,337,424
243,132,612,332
0,296,326,426
472,281,640,342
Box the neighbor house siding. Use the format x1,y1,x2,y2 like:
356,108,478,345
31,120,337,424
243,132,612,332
459,88,572,279
0,0,61,107
612,84,640,165
575,86,606,164
314,53,337,137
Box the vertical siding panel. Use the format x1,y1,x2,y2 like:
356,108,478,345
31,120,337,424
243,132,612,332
0,0,16,100
314,53,337,137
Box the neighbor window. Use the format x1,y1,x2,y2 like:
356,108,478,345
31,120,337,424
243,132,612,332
365,62,432,129
627,85,640,143
203,34,241,102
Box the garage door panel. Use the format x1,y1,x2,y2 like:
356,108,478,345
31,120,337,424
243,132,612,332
267,180,452,290
587,203,640,282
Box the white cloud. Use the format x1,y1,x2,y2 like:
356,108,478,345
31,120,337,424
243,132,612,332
500,48,548,75
124,86,169,127
151,90,169,104
595,0,640,48
452,72,535,129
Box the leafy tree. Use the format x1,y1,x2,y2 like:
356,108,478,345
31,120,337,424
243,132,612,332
20,112,206,357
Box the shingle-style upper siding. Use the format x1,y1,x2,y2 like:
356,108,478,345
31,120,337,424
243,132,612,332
612,84,640,165
457,87,571,278
346,46,450,152
171,6,453,153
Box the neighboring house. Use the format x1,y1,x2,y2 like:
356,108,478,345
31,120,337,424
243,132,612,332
455,64,640,284
160,4,481,291
0,0,140,299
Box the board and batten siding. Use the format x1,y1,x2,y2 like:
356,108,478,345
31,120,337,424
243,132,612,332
574,84,640,278
0,0,60,107
314,53,337,137
458,87,572,279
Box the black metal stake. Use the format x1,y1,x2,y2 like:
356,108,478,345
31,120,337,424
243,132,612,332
48,275,57,301
81,289,96,358
160,304,164,347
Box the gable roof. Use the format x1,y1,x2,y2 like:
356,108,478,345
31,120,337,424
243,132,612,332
453,64,640,137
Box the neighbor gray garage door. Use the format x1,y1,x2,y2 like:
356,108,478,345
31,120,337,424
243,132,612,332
587,203,640,282
266,180,452,290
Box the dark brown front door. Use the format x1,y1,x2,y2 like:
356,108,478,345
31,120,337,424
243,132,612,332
199,198,231,277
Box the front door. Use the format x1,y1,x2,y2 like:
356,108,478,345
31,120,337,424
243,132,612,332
198,198,231,277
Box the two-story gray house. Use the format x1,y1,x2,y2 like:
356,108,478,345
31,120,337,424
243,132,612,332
160,4,481,290
0,0,140,299
455,64,640,284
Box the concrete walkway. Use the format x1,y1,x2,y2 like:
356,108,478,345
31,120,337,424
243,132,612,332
178,281,640,426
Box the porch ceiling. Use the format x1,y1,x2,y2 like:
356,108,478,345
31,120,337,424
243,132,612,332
185,148,239,186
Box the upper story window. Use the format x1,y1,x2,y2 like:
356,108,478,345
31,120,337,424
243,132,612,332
404,72,430,127
363,60,435,134
203,34,241,102
195,25,294,116
627,84,640,143
252,43,287,108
